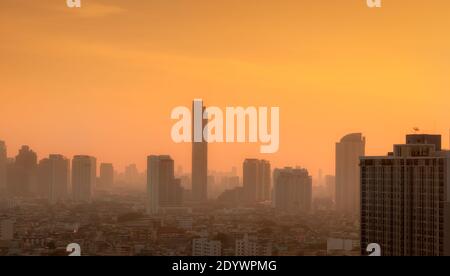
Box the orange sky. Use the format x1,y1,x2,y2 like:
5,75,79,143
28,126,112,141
1,0,449,178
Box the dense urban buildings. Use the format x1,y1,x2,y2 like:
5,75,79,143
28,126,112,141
192,100,208,203
273,167,312,212
0,219,14,241
335,133,365,214
3,132,449,257
243,159,271,204
192,238,222,256
72,156,97,203
236,234,272,256
37,155,70,204
360,134,450,256
0,132,366,257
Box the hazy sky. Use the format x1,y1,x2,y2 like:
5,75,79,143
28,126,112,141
1,0,449,177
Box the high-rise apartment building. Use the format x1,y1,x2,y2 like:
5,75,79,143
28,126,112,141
273,167,312,212
336,133,365,214
243,159,271,204
260,160,271,202
72,155,96,202
8,146,38,196
99,163,114,189
38,154,70,203
361,134,450,256
147,155,183,215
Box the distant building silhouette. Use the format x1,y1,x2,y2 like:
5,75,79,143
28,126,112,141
325,175,336,202
243,159,271,204
72,155,96,202
192,100,208,203
361,134,450,256
335,133,365,214
260,160,271,202
7,146,37,197
147,155,183,215
38,154,70,204
273,167,312,212
0,141,6,192
124,164,140,184
221,175,240,191
207,175,216,199
99,163,114,189
217,187,245,206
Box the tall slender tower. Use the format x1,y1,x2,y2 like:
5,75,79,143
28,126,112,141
335,133,365,214
0,141,6,192
192,99,208,203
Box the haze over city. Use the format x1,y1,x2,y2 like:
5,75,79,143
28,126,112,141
1,0,450,258
1,0,450,177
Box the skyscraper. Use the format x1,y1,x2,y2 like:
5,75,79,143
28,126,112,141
147,155,183,215
260,160,271,202
0,141,6,192
72,155,96,202
243,159,271,203
99,163,114,189
8,146,38,197
335,133,365,214
192,99,208,203
361,134,450,256
273,167,312,212
38,154,70,204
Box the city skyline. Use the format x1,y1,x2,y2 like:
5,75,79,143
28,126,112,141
2,0,450,177
0,130,449,180
2,0,450,259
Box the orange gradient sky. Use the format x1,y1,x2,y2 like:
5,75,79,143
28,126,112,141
1,0,449,178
